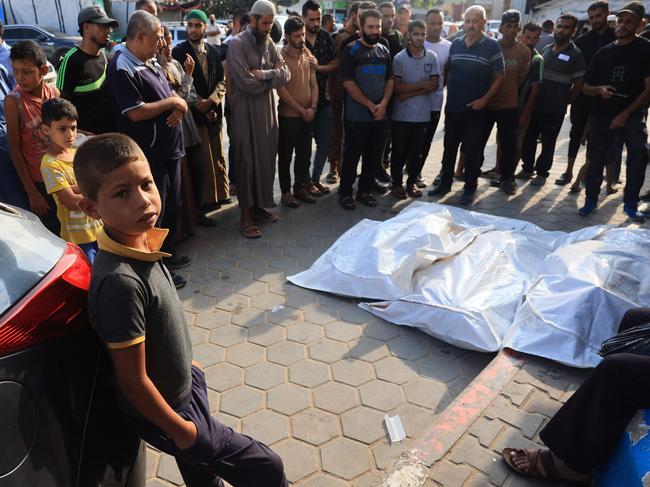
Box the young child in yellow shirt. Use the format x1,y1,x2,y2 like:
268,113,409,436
40,98,101,262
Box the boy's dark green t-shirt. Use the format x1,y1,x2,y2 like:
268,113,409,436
88,228,192,417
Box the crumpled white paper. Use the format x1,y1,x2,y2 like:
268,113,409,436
288,202,650,368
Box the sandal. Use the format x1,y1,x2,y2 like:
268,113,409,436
281,192,300,208
239,224,261,239
356,192,377,207
555,173,573,186
306,183,323,197
502,449,589,486
391,185,407,200
313,182,331,194
406,185,422,198
294,188,317,203
252,208,278,223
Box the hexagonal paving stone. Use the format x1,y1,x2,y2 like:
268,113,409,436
338,305,373,324
245,362,285,390
287,322,324,344
308,339,348,364
348,336,390,362
363,319,403,340
374,357,419,384
325,321,364,342
205,363,243,392
213,411,241,432
188,327,208,346
208,256,238,272
209,324,246,347
267,383,311,415
235,281,267,296
284,292,319,309
404,378,449,409
321,438,371,480
251,293,285,311
267,306,303,326
388,333,431,360
226,342,265,368
192,343,225,368
372,437,410,470
415,354,462,383
289,360,330,388
267,341,306,366
341,407,387,444
188,269,220,285
182,293,216,313
202,280,236,298
303,305,339,325
313,382,360,414
219,386,264,418
242,410,289,445
195,308,230,329
220,268,253,285
301,475,348,487
248,324,286,347
359,381,405,411
332,359,374,387
393,403,434,438
215,293,250,313
156,453,183,485
230,308,266,328
272,439,319,483
292,409,340,446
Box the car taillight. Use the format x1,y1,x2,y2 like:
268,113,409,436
0,243,91,356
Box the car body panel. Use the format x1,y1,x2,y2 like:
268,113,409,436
2,24,80,66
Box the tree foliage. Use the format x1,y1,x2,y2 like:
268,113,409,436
201,0,256,18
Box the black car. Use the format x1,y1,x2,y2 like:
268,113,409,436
0,203,144,487
2,24,80,67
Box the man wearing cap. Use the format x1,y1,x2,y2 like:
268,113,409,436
478,10,529,195
227,0,290,238
173,9,230,213
57,6,118,134
579,1,650,221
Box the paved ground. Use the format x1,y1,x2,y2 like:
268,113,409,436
146,113,649,487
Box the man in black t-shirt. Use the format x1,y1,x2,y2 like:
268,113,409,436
338,9,393,210
57,6,118,134
578,2,650,221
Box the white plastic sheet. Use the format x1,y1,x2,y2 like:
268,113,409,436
288,202,650,368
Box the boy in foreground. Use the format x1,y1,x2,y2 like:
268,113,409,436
75,133,287,487
40,98,101,262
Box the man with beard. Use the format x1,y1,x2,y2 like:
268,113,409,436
173,9,230,219
477,10,529,195
303,0,337,195
519,14,585,186
379,2,405,58
390,20,439,199
57,6,118,134
556,1,616,187
338,9,393,209
277,17,318,207
579,2,650,221
227,0,290,238
429,5,504,205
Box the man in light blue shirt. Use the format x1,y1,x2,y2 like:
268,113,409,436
390,19,439,198
0,23,12,76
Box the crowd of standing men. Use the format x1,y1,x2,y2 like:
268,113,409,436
0,0,649,290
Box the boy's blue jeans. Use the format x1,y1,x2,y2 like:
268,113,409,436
124,366,287,487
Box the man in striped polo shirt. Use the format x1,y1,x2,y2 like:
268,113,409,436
57,6,118,134
429,4,504,205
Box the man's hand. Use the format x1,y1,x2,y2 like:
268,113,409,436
304,107,316,122
28,190,49,216
173,97,189,114
173,419,198,450
610,111,629,129
423,78,439,92
598,85,615,99
467,97,487,110
166,109,184,127
195,98,213,113
373,102,387,121
251,69,264,80
308,57,320,72
183,54,195,76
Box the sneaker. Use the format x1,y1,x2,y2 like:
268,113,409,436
165,255,191,269
171,271,187,289
428,184,451,197
515,170,534,180
459,189,476,205
415,175,427,188
432,174,442,186
376,167,391,183
623,203,646,222
500,179,517,195
578,200,597,217
489,178,501,188
371,180,389,195
339,195,356,210
325,171,339,184
530,176,547,186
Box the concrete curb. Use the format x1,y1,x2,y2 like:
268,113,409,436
381,348,526,487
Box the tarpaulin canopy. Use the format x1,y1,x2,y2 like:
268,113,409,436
288,202,650,368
